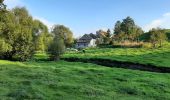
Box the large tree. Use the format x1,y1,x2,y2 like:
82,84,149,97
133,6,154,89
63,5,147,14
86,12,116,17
113,17,143,43
48,25,65,61
0,0,6,11
11,7,35,61
0,7,35,61
32,19,52,52
121,16,135,35
106,29,111,38
103,29,111,44
51,25,73,47
0,38,12,58
114,21,122,35
149,28,167,48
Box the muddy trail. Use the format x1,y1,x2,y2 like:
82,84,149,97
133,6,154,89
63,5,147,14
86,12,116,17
62,58,170,73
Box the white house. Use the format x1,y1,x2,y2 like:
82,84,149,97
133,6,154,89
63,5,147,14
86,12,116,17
76,34,96,48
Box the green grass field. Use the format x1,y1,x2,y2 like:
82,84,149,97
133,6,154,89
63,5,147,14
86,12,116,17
1,44,170,99
0,60,170,100
64,44,170,67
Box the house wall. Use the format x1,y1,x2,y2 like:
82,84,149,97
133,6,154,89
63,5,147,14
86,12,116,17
76,43,88,48
88,39,96,47
76,39,96,49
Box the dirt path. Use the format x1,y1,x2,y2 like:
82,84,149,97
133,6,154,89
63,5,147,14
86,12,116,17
63,58,170,73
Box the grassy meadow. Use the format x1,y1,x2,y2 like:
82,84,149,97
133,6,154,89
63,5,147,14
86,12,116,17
0,44,168,99
64,43,170,67
0,60,170,100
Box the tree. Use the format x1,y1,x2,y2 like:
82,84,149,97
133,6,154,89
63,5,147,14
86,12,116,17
103,29,111,44
0,0,6,11
149,28,167,48
120,16,137,42
113,17,143,43
0,7,35,61
0,10,15,59
33,19,51,52
11,7,34,61
48,25,66,61
35,35,45,52
121,16,135,35
0,5,56,61
106,29,111,38
114,21,122,35
51,25,73,47
135,27,143,42
0,38,12,58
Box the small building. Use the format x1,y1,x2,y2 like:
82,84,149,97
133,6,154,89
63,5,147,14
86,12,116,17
76,34,96,48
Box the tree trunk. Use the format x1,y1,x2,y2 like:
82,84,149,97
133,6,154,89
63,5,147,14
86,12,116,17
54,56,60,61
160,40,162,47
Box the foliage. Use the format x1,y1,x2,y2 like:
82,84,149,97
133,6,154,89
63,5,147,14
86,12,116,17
0,38,12,57
113,16,144,43
0,6,53,61
149,28,167,48
121,16,135,35
51,25,73,47
103,29,112,44
6,7,34,61
0,0,6,11
114,21,122,35
48,25,66,61
165,29,170,41
96,29,111,45
32,19,52,52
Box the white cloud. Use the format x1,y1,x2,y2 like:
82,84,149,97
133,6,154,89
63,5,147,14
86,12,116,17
4,0,24,9
34,16,54,30
143,12,170,32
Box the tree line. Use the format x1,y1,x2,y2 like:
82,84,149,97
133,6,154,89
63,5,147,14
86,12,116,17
84,16,168,48
113,17,167,47
0,1,73,61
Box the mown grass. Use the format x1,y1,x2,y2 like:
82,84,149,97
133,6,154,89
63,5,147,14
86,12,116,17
0,60,170,99
64,44,170,67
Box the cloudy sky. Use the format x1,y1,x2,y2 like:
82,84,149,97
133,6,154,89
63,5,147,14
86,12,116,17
4,0,170,37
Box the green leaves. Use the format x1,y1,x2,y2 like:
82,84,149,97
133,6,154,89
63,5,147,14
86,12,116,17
114,16,144,42
0,0,6,11
52,25,73,47
0,7,35,61
48,25,67,61
149,28,167,47
0,38,12,53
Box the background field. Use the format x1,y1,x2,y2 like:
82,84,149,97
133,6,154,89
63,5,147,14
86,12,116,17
64,43,170,67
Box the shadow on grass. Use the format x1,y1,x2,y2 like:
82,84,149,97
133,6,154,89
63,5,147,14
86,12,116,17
62,51,170,73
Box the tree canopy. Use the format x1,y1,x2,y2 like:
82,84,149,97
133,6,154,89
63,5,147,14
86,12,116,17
113,16,143,42
0,6,52,61
48,25,66,61
51,25,73,47
149,28,167,47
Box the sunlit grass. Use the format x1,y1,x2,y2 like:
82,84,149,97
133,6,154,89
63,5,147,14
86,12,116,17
64,44,170,67
0,60,170,99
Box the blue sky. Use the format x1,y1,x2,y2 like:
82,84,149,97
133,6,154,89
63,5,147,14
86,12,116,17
4,0,170,37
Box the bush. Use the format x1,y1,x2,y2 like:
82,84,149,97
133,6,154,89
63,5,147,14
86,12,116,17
142,43,152,48
0,39,12,58
48,36,65,61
